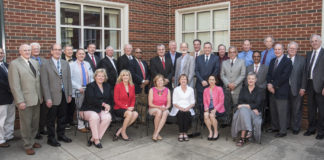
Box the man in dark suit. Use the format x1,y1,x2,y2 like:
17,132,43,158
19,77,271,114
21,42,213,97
61,45,76,63
97,46,118,89
267,43,292,138
195,42,220,121
0,48,15,148
117,44,134,73
246,51,268,94
41,44,73,147
165,40,181,87
84,43,100,72
285,42,306,135
150,44,174,89
301,34,324,139
130,48,150,123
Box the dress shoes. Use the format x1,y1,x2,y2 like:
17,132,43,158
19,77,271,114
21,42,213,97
32,143,42,148
292,130,299,135
35,133,43,140
0,142,10,148
47,139,61,147
78,128,89,133
266,128,279,133
39,130,48,135
303,130,316,136
25,148,35,155
315,134,324,140
94,142,103,149
58,135,72,143
274,133,287,138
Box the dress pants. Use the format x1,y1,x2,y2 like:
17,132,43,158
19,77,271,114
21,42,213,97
19,103,40,149
0,103,15,143
47,92,67,139
135,90,148,123
65,97,76,125
270,94,288,134
176,111,192,133
38,102,48,132
80,110,111,140
307,80,324,135
287,88,303,132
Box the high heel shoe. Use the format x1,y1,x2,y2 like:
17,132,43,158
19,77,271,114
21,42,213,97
87,136,93,147
94,142,102,148
121,136,132,141
112,129,120,141
213,134,219,141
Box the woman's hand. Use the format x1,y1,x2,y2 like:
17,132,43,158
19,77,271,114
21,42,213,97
79,88,84,94
128,107,134,111
104,104,110,112
253,109,259,116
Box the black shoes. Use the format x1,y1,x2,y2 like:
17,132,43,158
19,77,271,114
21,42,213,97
87,136,93,147
94,143,103,148
35,133,43,140
47,139,61,147
303,130,316,136
266,128,279,133
292,130,300,135
112,129,120,141
58,135,72,143
213,134,219,141
274,133,287,138
315,134,324,140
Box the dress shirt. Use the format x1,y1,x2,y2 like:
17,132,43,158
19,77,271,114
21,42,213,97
169,52,176,65
170,86,195,116
310,47,321,79
287,55,295,64
238,50,254,66
261,48,276,66
107,56,117,71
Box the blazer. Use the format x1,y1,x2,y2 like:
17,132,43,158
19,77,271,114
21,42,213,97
0,62,13,105
221,58,246,95
97,56,118,87
113,82,136,110
70,61,94,97
81,82,113,113
150,56,174,89
189,50,202,58
129,58,150,94
61,54,76,63
117,54,133,73
246,63,268,89
267,55,293,99
195,54,220,93
165,51,181,72
237,86,263,112
84,53,100,72
41,58,72,105
288,55,306,96
8,57,43,106
174,54,195,87
203,86,225,113
301,48,324,93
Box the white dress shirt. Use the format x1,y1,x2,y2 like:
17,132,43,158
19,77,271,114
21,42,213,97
170,86,195,116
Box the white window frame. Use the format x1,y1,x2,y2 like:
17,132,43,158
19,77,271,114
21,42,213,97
175,2,230,52
55,0,129,57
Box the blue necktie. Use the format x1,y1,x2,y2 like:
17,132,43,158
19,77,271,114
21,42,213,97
81,62,87,87
57,60,64,90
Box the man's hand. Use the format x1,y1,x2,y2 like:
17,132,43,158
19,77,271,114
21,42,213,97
202,80,208,87
46,99,53,108
67,96,72,103
228,83,236,91
299,89,305,96
18,103,26,110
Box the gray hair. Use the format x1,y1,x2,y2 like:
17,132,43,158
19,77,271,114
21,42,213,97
310,34,322,43
287,41,299,49
63,44,73,50
124,44,132,49
19,44,31,51
218,44,226,51
274,43,284,50
264,35,275,43
169,40,176,45
228,46,238,53
247,71,257,79
243,39,251,44
157,44,165,50
180,42,188,48
105,46,114,50
203,42,213,49
30,42,40,49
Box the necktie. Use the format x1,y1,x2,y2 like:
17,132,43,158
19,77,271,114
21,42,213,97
162,57,165,70
91,55,96,68
272,58,278,75
262,50,268,64
1,63,8,74
138,60,145,79
196,52,198,58
81,62,87,87
128,56,132,60
205,56,209,63
308,50,316,79
254,65,258,73
28,61,36,77
231,60,234,67
57,60,61,76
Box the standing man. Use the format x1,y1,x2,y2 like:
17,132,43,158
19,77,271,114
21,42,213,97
165,40,181,71
174,42,195,87
41,44,72,147
190,39,202,58
238,40,254,66
261,36,276,66
8,44,43,155
0,48,14,148
130,48,150,123
301,34,324,139
117,44,134,73
221,46,246,105
216,44,229,87
61,45,76,63
150,44,173,89
97,46,118,88
267,44,292,138
84,43,100,72
195,42,219,121
286,41,306,135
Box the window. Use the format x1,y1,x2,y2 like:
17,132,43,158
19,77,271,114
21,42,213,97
175,2,230,52
56,0,128,58
0,0,5,52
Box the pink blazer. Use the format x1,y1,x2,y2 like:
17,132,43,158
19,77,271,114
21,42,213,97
203,86,225,113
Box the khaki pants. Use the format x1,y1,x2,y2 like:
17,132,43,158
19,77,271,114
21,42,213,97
135,90,148,123
19,103,40,149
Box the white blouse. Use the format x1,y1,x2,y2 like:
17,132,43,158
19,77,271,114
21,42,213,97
170,85,195,116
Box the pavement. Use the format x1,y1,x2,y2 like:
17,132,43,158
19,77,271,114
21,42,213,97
1,122,324,160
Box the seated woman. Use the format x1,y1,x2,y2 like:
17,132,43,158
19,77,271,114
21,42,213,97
80,69,112,149
113,69,138,141
231,72,263,146
203,75,225,141
170,74,195,142
148,74,171,142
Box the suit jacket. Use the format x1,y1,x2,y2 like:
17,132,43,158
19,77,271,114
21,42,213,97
81,82,113,113
288,55,306,96
70,61,94,97
8,57,43,106
84,53,100,72
267,55,293,99
117,54,133,73
174,54,195,87
165,51,181,72
0,62,13,105
221,58,246,95
113,82,136,110
190,50,202,58
41,58,72,105
61,54,76,63
129,58,150,94
246,63,268,89
301,48,324,93
97,56,118,87
150,56,174,89
195,54,220,93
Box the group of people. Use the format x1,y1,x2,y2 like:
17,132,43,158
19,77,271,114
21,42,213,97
0,34,324,155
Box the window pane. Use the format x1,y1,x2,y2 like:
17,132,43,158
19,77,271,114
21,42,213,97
197,11,210,31
213,31,229,51
61,27,80,48
214,9,228,30
198,32,210,45
104,9,120,28
182,33,194,51
114,51,121,59
84,29,101,49
182,13,194,32
84,6,101,27
104,30,120,50
60,3,80,25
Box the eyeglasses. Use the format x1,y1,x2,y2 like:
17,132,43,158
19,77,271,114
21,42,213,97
135,52,142,53
253,56,261,58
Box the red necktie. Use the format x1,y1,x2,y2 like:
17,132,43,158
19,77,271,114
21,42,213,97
254,65,258,73
91,55,96,68
261,50,268,64
138,60,145,79
162,57,165,70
